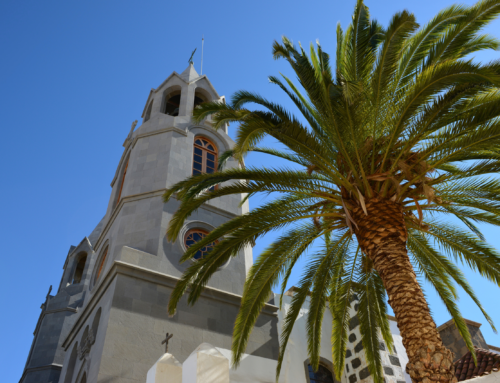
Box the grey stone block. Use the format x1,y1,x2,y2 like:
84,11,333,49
359,367,371,380
354,341,363,353
349,315,359,331
384,366,394,376
389,355,401,366
351,358,361,369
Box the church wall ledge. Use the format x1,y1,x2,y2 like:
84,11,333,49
32,307,79,336
18,363,62,383
111,126,188,187
93,189,237,253
61,259,278,350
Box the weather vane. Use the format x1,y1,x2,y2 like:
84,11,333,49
188,48,197,65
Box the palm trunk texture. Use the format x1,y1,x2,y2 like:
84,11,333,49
351,198,457,383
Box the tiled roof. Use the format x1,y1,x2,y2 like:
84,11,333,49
455,347,500,381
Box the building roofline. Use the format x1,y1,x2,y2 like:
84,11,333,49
437,318,482,332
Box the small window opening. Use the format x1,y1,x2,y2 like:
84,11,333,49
72,253,87,284
307,364,335,383
165,93,181,116
144,101,153,122
184,229,217,260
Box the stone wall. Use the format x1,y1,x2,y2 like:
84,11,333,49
438,319,489,361
94,265,279,382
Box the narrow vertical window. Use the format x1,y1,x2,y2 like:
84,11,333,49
96,247,108,281
116,159,129,206
193,137,217,175
72,253,87,284
144,101,153,122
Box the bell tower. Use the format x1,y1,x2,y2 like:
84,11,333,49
20,64,280,383
97,63,252,293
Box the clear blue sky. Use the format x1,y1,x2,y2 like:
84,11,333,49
1,0,500,381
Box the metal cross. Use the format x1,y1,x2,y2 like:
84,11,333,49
161,332,173,353
188,48,197,65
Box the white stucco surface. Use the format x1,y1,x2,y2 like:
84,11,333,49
146,353,182,383
216,347,285,383
274,293,342,383
390,320,412,383
182,343,230,383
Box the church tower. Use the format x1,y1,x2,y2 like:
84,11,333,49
19,64,280,383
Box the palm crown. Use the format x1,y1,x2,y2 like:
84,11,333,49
164,1,500,382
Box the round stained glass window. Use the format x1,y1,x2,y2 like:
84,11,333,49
184,229,217,260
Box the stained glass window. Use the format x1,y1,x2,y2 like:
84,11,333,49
184,229,217,260
307,364,335,383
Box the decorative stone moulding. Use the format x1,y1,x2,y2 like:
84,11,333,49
77,330,95,360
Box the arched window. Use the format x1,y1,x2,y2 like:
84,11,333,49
164,91,181,116
184,229,217,260
144,101,153,122
307,364,335,383
96,246,108,281
72,252,87,284
193,137,217,176
116,157,129,206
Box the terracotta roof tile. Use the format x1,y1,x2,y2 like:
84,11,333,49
454,347,500,381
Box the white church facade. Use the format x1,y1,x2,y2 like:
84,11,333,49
19,65,500,383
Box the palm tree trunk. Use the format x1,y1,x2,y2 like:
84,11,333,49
351,198,457,383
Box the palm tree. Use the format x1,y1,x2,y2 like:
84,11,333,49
164,1,500,382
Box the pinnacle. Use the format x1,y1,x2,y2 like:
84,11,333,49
179,63,200,82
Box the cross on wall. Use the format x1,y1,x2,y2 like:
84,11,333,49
161,333,173,353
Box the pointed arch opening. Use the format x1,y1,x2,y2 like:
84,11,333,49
63,342,78,383
72,252,88,285
91,307,102,337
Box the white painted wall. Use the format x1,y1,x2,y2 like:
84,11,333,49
216,347,285,383
274,293,346,383
389,320,412,383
